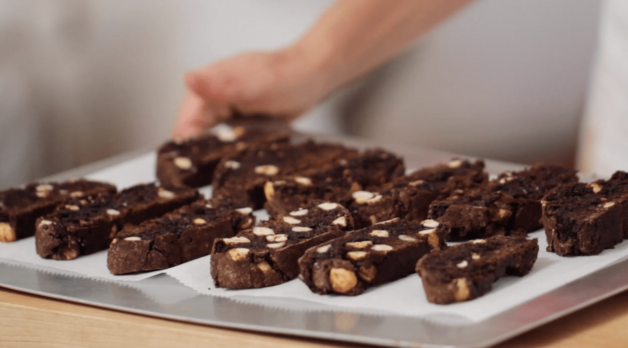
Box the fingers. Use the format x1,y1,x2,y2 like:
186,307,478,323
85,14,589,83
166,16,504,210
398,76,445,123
172,92,217,139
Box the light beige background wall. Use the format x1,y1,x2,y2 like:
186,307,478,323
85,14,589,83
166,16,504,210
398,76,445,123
0,0,601,189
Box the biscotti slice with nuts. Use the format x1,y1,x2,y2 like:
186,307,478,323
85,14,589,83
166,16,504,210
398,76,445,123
0,179,116,243
298,218,446,296
35,184,199,260
212,141,357,209
345,159,484,228
416,235,538,304
211,201,354,289
542,180,627,256
429,164,578,241
263,148,405,217
108,200,254,275
157,115,291,188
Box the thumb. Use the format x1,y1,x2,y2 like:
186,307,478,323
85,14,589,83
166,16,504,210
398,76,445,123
172,92,217,139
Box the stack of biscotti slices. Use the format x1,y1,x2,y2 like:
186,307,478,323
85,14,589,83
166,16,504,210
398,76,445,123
156,114,291,189
542,171,628,256
0,179,116,243
35,183,199,260
108,198,255,275
429,164,578,241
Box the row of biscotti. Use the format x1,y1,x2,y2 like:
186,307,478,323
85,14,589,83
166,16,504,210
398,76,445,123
209,199,539,305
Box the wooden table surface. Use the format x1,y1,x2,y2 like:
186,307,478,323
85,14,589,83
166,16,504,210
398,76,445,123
1,287,628,348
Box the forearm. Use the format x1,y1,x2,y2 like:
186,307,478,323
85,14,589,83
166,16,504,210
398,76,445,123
295,0,473,92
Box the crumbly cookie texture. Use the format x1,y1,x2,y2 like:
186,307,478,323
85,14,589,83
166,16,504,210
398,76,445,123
263,148,405,218
298,218,447,296
417,235,538,304
211,200,354,289
35,183,199,260
0,179,116,243
156,114,291,189
429,164,578,241
108,199,254,275
542,171,628,256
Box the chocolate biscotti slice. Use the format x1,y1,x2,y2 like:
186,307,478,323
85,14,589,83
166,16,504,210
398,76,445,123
212,141,358,209
0,179,116,242
416,236,538,304
429,164,578,241
35,184,199,260
211,201,354,289
298,218,446,296
157,115,291,188
345,159,485,228
542,179,628,256
108,200,255,274
263,149,405,217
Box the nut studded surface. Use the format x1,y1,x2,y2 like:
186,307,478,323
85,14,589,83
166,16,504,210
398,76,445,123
542,172,628,256
416,235,538,304
298,219,447,296
429,164,578,241
35,184,199,260
210,201,354,289
0,179,117,242
156,115,291,189
107,200,254,275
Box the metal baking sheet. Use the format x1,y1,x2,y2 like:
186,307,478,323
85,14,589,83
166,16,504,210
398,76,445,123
0,134,621,348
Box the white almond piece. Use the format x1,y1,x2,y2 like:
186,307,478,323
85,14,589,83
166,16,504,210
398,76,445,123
205,203,213,208
418,228,435,235
376,218,399,225
448,159,463,168
193,218,207,225
398,235,417,242
292,226,312,232
255,165,279,176
370,230,389,238
604,202,616,209
372,244,393,252
317,202,338,211
224,236,251,245
332,216,347,227
590,182,602,193
347,251,368,261
409,180,424,187
421,219,439,228
283,216,301,224
457,260,469,268
39,220,53,227
294,176,312,186
174,157,193,170
352,190,374,203
236,207,253,215
472,239,486,244
267,242,286,249
124,236,142,241
215,125,237,142
158,190,175,199
36,191,48,198
65,205,80,211
253,227,275,236
289,209,308,217
366,195,383,204
228,248,249,261
346,241,372,249
316,245,332,253
106,209,120,216
70,191,84,198
472,253,481,260
36,184,54,192
266,234,288,242
225,160,241,170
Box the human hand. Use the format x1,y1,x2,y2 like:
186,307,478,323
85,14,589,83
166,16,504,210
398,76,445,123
172,46,331,139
